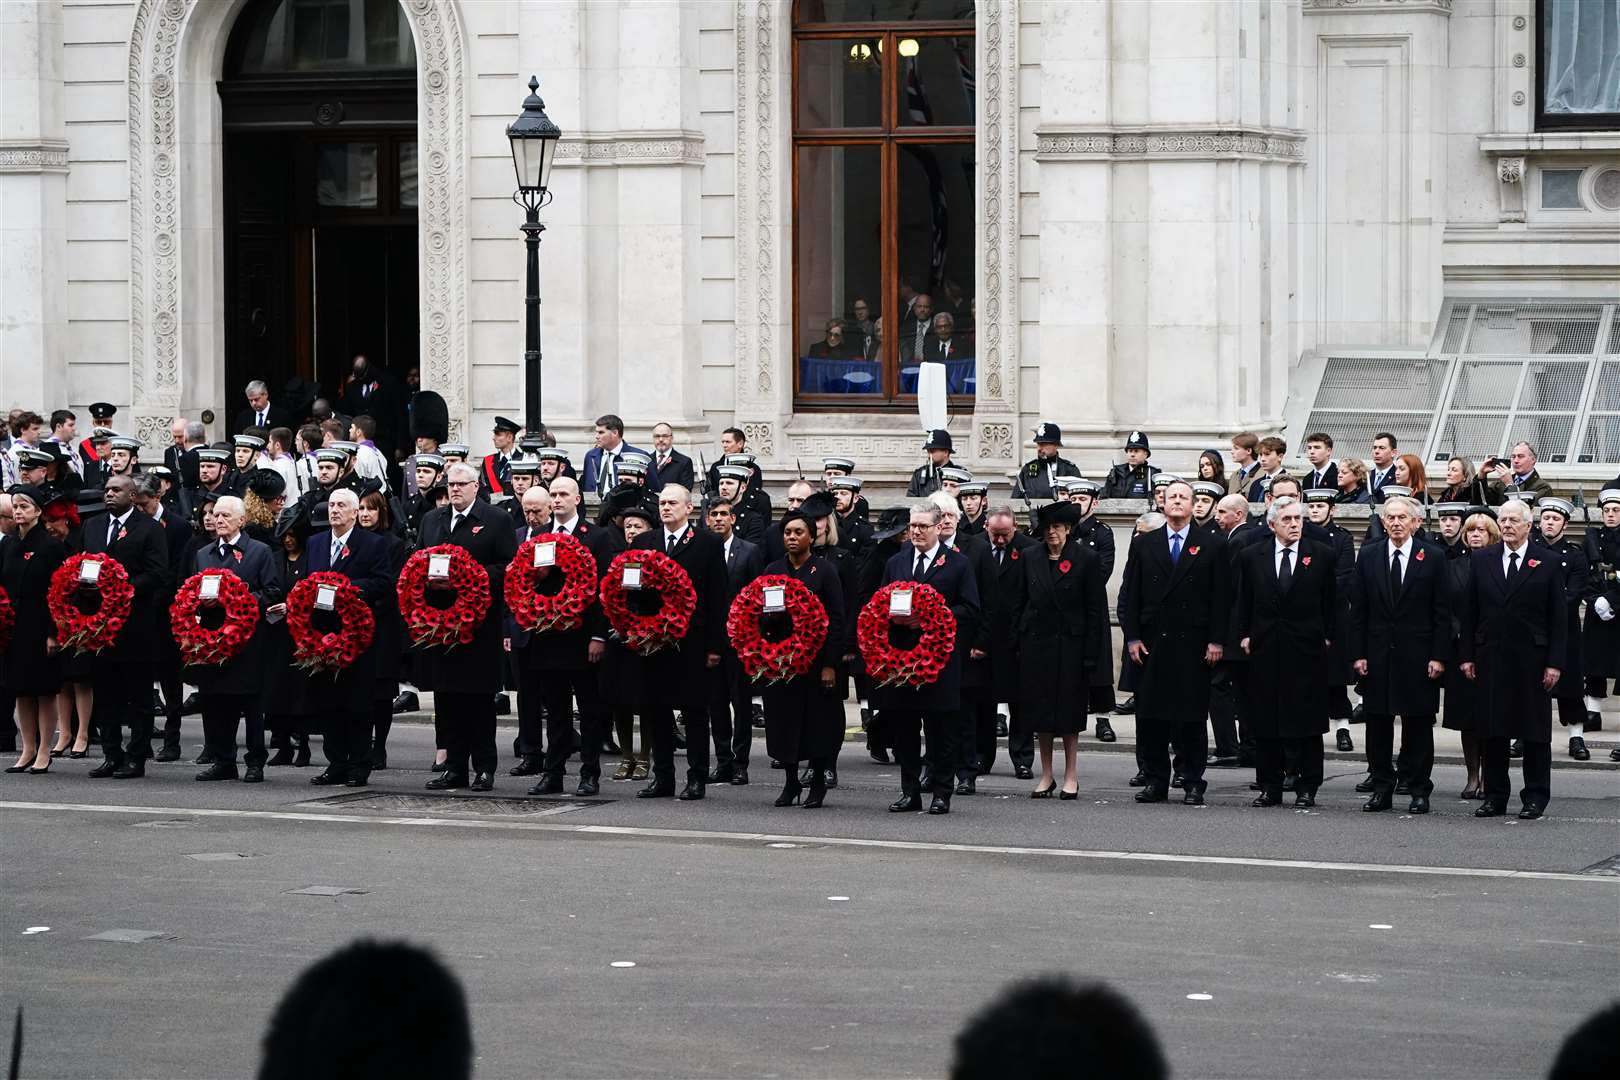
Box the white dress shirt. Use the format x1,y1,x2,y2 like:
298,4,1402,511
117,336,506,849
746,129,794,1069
1273,539,1297,576
1502,540,1529,575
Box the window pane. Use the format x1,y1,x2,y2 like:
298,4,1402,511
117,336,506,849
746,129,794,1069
1541,0,1620,115
897,37,975,127
797,145,884,396
896,142,974,396
316,143,379,208
797,0,975,24
233,0,417,74
399,141,418,209
1541,168,1584,208
797,40,884,129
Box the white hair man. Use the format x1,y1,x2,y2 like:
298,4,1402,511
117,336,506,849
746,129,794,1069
926,489,998,793
1457,498,1567,819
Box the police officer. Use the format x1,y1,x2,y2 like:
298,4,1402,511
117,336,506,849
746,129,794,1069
906,430,956,498
1538,496,1594,760
1101,431,1160,500
1011,422,1081,501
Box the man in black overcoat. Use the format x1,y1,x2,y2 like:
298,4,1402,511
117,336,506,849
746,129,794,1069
980,507,1038,779
1120,479,1229,805
82,475,172,778
703,496,765,785
934,491,996,794
133,473,194,761
1457,499,1567,819
1349,494,1451,814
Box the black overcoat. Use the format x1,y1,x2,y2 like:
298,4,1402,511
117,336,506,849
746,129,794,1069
872,543,981,712
188,534,281,697
0,527,67,695
1118,526,1230,722
1584,525,1620,679
80,509,172,665
415,499,518,694
760,554,846,761
1232,538,1336,738
1349,538,1452,717
629,524,729,708
1006,540,1107,734
1456,543,1568,742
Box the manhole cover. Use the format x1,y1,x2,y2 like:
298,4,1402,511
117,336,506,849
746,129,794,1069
300,792,597,817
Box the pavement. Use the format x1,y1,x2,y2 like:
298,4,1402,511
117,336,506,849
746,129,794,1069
2,711,1617,1080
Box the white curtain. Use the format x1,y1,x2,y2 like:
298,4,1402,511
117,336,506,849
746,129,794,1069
1543,0,1620,115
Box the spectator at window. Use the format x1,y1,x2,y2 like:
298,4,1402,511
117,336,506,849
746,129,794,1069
1437,455,1497,506
923,312,972,361
901,292,934,360
1336,457,1371,504
808,318,860,360
1394,453,1431,503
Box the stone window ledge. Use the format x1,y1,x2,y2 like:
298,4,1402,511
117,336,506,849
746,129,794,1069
1478,132,1620,156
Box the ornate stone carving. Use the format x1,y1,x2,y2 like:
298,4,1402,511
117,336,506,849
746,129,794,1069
1036,127,1308,164
742,422,776,456
1496,156,1527,223
1498,158,1524,186
1302,0,1453,13
969,0,1019,461
0,141,69,173
977,422,1014,461
554,134,706,166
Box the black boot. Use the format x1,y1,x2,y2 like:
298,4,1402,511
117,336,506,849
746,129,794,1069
774,763,803,807
803,766,827,809
292,736,311,768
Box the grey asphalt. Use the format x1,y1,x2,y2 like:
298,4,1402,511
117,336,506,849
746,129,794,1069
2,716,1617,1080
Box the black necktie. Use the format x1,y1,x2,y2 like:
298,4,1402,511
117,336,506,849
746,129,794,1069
1278,548,1293,589
218,542,230,561
1508,550,1520,579
667,532,678,554
107,517,119,545
1390,548,1403,598
995,547,1005,567
915,552,928,580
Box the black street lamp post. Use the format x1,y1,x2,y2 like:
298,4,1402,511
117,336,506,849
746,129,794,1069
506,76,563,439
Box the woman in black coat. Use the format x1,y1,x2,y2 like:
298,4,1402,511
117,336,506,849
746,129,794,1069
263,504,314,767
1,486,68,772
359,490,409,769
1007,500,1106,798
1444,512,1498,798
761,511,846,809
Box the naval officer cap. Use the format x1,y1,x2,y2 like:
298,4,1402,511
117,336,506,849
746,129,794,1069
1195,480,1229,500
957,481,989,497
510,459,541,476
1434,501,1468,518
492,416,522,434
232,434,265,450
14,447,54,468
1538,496,1574,519
196,447,231,464
939,466,972,484
537,447,570,462
314,448,348,465
413,453,446,471
827,475,863,492
108,436,143,453
822,456,856,473
1380,485,1413,499
717,464,752,482
1600,489,1620,507
88,402,117,422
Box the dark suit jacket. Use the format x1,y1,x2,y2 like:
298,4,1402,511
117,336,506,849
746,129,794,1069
921,335,971,362
877,542,982,711
1456,542,1567,740
165,444,202,490
507,518,615,665
189,533,280,696
305,526,392,703
1300,462,1340,493
416,498,519,692
338,368,407,457
581,443,649,496
81,508,172,665
1348,537,1452,717
982,532,1040,698
722,535,765,601
648,449,696,493
234,404,294,435
630,523,730,704
1232,538,1337,737
1120,525,1230,721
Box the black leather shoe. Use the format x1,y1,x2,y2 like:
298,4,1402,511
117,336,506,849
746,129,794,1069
1172,772,1184,789
798,767,814,785
1395,779,1411,796
860,706,873,731
1014,765,1034,780
492,694,511,716
154,742,180,763
889,794,922,812
1128,770,1148,787
672,728,688,751
431,758,448,773
730,769,749,786
677,782,705,801
1183,789,1205,806
1294,791,1316,808
242,765,264,784
266,749,294,767
576,777,600,797
509,757,545,777
751,703,766,729
802,781,826,809
1351,703,1364,723
1355,775,1376,793
194,748,217,766
292,742,311,767
637,783,675,799
111,760,146,779
1517,803,1545,820
1509,739,1523,759
1362,791,1393,812
1474,800,1507,817
426,772,467,791
868,747,890,764
182,691,203,715
1281,773,1297,793
1336,730,1354,752
1569,737,1590,761
1206,755,1239,768
1610,746,1620,762
1249,780,1264,791
774,782,803,807
824,767,837,789
927,796,950,815
1134,787,1168,803
310,769,347,786
1095,718,1117,742
344,772,370,787
392,690,419,714
708,764,736,784
87,760,119,779
995,714,1008,737
1407,796,1430,814
195,762,238,781
954,778,975,796
1252,792,1283,807
370,747,388,770
1113,696,1136,715
469,772,494,792
528,777,563,796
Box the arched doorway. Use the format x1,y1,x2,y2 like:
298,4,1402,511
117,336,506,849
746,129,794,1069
219,0,419,429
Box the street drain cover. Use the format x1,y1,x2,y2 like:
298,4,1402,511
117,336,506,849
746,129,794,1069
301,791,598,816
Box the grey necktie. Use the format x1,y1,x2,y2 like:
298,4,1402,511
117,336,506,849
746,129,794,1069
332,537,345,563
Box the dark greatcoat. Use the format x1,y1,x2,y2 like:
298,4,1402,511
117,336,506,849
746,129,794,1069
1232,538,1336,738
629,523,729,708
1118,526,1230,722
415,499,518,695
981,532,1039,711
303,526,394,712
760,554,846,762
1543,536,1589,697
261,547,314,719
1072,513,1117,709
1006,539,1107,735
1319,520,1358,688
948,530,996,691
1442,548,1480,732
1581,525,1620,679
368,529,409,699
1348,537,1453,717
872,543,981,713
0,526,68,696
80,508,172,666
1456,543,1568,742
188,534,281,697
509,518,617,672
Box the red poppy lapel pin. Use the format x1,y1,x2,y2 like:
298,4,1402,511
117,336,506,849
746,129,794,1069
1301,555,1312,567
338,546,350,560
933,554,946,569
1058,559,1072,574
22,552,33,561
1009,549,1020,560
117,527,128,542
1187,546,1200,557
472,525,484,535
682,531,692,545
1414,549,1426,562
1527,558,1540,569
233,550,243,563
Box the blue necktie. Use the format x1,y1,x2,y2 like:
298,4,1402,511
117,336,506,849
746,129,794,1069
1170,533,1182,565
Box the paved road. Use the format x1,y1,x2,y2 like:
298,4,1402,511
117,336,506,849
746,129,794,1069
2,718,1616,1079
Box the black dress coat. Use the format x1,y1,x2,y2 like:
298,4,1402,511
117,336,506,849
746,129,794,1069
873,543,981,713
0,527,68,696
1348,538,1453,718
1118,526,1230,722
981,532,1039,707
80,508,172,666
150,504,193,672
188,534,281,698
368,529,409,698
1320,521,1358,688
1583,525,1620,679
1442,549,1480,732
415,499,518,695
1232,538,1337,739
1006,540,1107,735
509,518,616,672
760,554,846,761
1543,536,1590,697
303,526,394,712
262,548,314,718
948,530,996,691
629,524,729,708
1456,543,1568,742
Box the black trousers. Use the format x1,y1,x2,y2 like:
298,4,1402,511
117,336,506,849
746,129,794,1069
319,708,372,773
707,654,751,769
1258,736,1322,796
888,708,958,800
1365,713,1434,797
201,693,265,766
1138,713,1208,792
436,691,497,777
96,661,155,764
371,699,392,755
968,690,1031,773
514,653,546,761
955,700,980,782
157,660,185,745
647,694,710,788
267,713,309,750
542,667,603,782
1208,664,1250,760
1482,736,1551,808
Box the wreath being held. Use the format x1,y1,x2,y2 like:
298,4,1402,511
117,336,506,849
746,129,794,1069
0,585,13,653
599,549,696,656
397,545,492,649
727,574,829,684
857,581,957,688
504,534,598,634
47,554,134,655
171,569,260,667
287,572,375,672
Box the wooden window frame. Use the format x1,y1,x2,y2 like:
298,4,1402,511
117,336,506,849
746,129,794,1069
1535,0,1620,132
791,15,976,411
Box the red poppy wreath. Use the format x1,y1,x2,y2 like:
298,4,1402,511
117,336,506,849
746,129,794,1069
726,574,829,684
857,581,957,688
287,572,375,673
397,545,491,649
48,554,134,654
504,534,597,634
599,549,696,655
0,585,14,652
170,569,260,666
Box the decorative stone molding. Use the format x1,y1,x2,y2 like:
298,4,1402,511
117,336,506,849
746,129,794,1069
554,132,705,167
742,422,776,457
1497,156,1527,222
126,0,468,455
1303,0,1453,14
1036,127,1308,165
0,140,70,174
970,0,1019,462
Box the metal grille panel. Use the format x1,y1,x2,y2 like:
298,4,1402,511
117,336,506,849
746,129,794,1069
1433,414,1509,462
1515,361,1590,412
1450,362,1523,410
1312,357,1450,410
1304,412,1432,457
1505,416,1578,462
1440,303,1471,352
1459,303,1604,355
1589,361,1620,412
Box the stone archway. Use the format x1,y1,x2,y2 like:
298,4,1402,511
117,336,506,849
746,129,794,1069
125,0,468,451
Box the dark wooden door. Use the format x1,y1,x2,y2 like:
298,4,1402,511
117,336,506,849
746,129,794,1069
224,132,297,425
313,224,418,391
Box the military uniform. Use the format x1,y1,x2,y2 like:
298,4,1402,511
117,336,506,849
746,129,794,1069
1011,422,1082,501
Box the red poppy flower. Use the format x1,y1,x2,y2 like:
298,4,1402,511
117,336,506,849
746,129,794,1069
1301,555,1312,567
397,545,492,650
1414,549,1426,562
1187,546,1200,556
170,569,260,667
287,572,375,673
857,582,957,688
48,554,135,654
600,550,697,655
0,585,14,652
727,575,829,684
504,534,598,634
1527,559,1540,569
1058,559,1072,574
